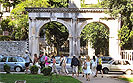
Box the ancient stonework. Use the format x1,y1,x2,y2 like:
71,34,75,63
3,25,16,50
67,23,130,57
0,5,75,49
0,41,28,56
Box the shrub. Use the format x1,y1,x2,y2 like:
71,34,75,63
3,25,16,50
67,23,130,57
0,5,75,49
30,65,38,74
4,64,10,74
42,66,52,76
0,35,11,41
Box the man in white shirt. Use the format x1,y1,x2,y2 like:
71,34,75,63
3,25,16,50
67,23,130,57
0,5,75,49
24,50,30,73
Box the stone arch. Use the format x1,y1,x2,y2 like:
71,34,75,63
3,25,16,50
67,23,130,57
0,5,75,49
36,19,72,37
26,8,121,60
78,20,110,36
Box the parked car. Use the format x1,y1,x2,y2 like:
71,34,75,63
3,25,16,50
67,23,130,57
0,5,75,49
0,56,26,72
100,56,113,64
102,59,133,75
0,54,4,60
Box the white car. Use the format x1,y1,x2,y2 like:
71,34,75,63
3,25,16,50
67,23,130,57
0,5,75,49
102,59,133,75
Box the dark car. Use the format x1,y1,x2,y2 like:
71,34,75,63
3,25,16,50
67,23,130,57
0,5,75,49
100,56,113,63
0,56,26,72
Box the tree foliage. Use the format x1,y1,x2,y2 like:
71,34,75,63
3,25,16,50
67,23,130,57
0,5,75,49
48,0,68,8
81,0,102,8
101,0,133,49
0,18,14,33
81,22,109,55
40,22,69,55
0,0,21,8
10,0,49,40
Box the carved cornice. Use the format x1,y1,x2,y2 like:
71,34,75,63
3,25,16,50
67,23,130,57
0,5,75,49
25,8,109,13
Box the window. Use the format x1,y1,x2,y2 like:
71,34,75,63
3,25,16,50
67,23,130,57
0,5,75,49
8,57,17,62
123,61,130,65
113,60,122,65
17,57,23,62
0,57,7,62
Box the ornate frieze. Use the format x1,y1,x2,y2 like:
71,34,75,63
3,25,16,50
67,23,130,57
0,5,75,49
25,8,108,13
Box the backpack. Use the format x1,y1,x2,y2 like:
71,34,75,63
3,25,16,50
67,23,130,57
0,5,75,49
73,58,79,66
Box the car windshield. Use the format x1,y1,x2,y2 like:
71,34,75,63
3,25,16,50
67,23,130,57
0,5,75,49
17,57,24,62
108,60,114,64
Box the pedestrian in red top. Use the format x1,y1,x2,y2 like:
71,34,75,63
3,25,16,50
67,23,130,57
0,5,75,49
52,56,59,74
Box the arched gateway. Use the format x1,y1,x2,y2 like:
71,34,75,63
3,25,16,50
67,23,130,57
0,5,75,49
25,2,121,60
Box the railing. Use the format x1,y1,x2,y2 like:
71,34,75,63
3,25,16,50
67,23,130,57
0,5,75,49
121,50,133,63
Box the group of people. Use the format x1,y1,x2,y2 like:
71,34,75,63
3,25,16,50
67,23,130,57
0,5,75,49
71,55,103,81
23,50,104,81
23,51,51,74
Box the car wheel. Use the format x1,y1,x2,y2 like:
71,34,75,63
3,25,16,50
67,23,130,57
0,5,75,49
15,66,22,72
103,68,109,74
125,69,132,75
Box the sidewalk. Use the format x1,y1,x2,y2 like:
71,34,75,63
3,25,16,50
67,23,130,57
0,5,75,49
71,74,128,83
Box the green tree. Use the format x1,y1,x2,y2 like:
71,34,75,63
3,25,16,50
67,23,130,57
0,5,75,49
81,0,102,8
41,22,69,56
0,18,14,34
10,0,49,40
0,0,21,8
48,0,68,8
81,22,109,55
101,0,133,49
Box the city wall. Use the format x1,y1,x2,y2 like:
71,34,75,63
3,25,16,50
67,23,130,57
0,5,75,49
0,41,28,56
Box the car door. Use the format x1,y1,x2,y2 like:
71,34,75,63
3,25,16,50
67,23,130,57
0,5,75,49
110,60,123,71
7,57,17,71
0,57,7,71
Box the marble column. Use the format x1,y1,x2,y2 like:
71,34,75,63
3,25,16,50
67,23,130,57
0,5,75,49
77,36,80,56
30,17,38,60
72,15,77,56
69,35,73,56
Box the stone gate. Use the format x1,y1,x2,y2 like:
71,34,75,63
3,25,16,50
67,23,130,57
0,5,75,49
25,1,121,60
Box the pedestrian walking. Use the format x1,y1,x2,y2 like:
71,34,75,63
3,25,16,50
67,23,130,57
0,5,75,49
33,54,38,65
24,50,31,74
91,56,97,77
95,54,103,78
60,55,68,75
39,52,45,69
83,56,91,81
71,55,79,77
78,56,83,77
52,56,59,74
33,54,41,74
44,53,50,67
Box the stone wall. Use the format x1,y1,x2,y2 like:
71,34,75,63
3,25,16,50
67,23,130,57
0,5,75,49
0,41,28,56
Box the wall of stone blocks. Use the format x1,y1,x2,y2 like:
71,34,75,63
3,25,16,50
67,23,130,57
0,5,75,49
0,41,28,56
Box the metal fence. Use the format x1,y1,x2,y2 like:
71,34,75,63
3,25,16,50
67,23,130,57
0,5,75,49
121,50,133,63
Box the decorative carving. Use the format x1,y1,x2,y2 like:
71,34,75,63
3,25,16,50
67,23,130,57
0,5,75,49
25,8,107,13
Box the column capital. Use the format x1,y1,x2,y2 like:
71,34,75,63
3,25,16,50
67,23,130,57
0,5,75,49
72,17,77,21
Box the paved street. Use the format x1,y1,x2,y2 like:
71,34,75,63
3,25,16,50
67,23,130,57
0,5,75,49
69,72,133,83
